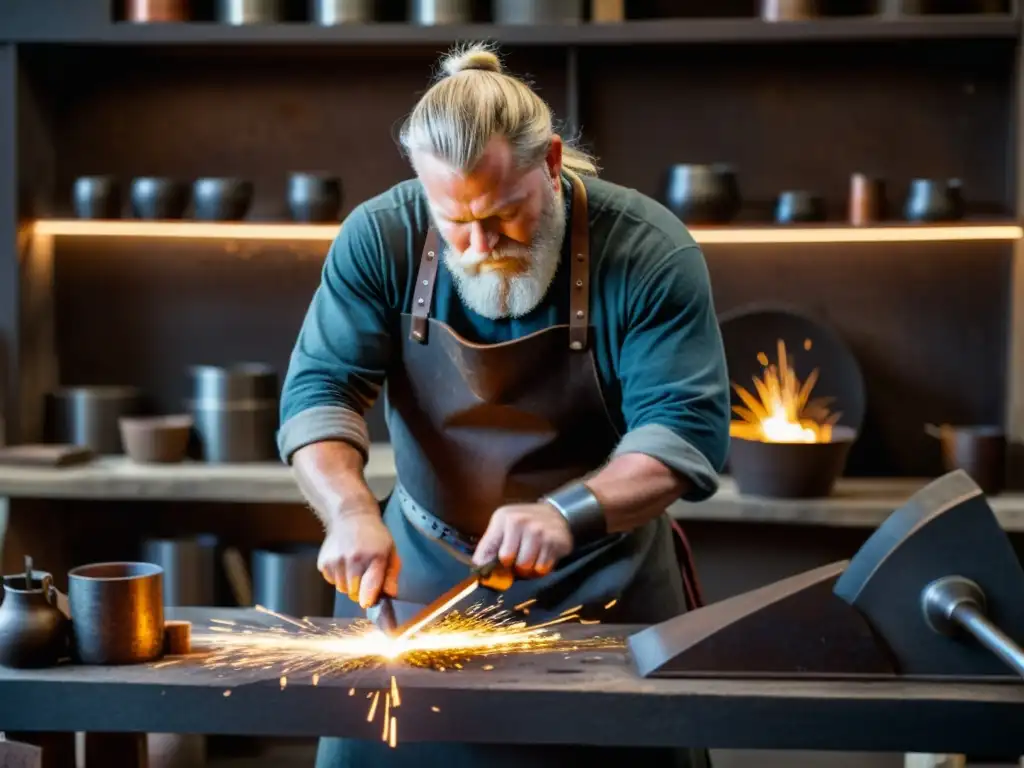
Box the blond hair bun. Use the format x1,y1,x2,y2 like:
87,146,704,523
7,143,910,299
441,44,503,77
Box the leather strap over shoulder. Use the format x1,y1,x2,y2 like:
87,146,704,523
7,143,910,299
410,228,442,343
565,170,590,352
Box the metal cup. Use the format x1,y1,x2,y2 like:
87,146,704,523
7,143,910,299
312,0,375,23
218,0,281,24
67,562,165,665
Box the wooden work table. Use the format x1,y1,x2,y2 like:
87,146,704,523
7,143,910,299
0,443,1019,529
0,608,1023,754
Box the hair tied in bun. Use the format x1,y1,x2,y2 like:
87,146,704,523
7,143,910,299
441,43,503,78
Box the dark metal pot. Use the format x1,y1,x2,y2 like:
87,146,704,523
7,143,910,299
252,544,333,618
493,0,583,23
45,386,143,455
190,363,278,402
68,562,165,665
73,176,122,219
664,164,741,225
142,535,220,607
729,425,857,499
192,178,254,221
927,424,1006,495
774,190,827,224
0,558,70,669
287,173,343,223
409,0,471,24
218,0,281,23
904,178,965,222
312,0,375,23
189,399,279,463
131,177,190,220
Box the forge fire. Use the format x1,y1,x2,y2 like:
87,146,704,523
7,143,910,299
729,338,841,444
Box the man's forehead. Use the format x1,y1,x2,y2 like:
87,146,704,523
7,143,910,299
416,137,531,213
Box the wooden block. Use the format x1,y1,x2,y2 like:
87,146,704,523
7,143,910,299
0,445,93,468
163,620,191,656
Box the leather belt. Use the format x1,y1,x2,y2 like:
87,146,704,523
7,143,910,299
395,482,479,559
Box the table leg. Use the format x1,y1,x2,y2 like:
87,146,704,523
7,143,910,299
4,732,75,768
84,733,148,768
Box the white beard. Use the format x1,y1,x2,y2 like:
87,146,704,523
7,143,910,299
443,185,567,320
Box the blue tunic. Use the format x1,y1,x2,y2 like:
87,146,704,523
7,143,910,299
278,172,730,502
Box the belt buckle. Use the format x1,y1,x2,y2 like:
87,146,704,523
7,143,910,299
439,525,477,558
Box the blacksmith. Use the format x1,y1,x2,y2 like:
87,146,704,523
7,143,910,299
278,42,731,768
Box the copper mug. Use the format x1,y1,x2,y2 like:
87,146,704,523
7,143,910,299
127,0,189,22
761,0,817,20
849,174,886,225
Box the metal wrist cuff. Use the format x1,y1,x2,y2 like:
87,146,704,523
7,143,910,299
543,482,606,544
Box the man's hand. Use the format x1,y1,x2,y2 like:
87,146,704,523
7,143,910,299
318,510,401,609
471,502,573,579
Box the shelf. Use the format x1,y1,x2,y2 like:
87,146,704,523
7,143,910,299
3,16,1019,47
31,219,1024,245
2,447,1023,530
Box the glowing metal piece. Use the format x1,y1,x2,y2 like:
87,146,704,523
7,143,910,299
393,580,480,642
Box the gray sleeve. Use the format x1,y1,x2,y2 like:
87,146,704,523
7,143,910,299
610,423,721,502
277,405,370,466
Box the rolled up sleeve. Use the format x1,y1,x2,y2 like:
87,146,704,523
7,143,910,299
613,245,731,502
277,206,393,465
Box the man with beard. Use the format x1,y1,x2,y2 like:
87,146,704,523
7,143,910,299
279,42,730,768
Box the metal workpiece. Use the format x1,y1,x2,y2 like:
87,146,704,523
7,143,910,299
366,596,398,635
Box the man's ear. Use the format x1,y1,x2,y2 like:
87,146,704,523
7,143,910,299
546,135,563,185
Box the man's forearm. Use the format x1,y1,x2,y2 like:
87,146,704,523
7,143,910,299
586,453,690,533
291,441,380,530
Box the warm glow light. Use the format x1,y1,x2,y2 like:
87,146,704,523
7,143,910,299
691,224,1023,244
32,219,341,241
30,219,1024,244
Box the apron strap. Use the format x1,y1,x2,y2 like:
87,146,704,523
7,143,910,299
565,169,590,352
670,518,705,610
410,228,442,343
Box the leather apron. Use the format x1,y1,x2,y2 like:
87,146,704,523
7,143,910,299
316,172,708,768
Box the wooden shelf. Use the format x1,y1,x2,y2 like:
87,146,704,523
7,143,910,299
2,446,1022,530
3,16,1019,46
32,219,1024,245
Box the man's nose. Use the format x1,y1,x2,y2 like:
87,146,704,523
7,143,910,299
470,221,499,255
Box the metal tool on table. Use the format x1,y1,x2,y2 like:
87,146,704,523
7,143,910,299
628,469,1024,682
367,559,514,641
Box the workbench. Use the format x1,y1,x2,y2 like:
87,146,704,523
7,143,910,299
1,608,1023,755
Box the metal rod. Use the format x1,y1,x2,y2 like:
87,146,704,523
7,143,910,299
951,602,1024,679
921,574,1024,680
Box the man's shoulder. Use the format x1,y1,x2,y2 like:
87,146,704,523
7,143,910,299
330,179,429,275
582,174,700,264
353,178,430,232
